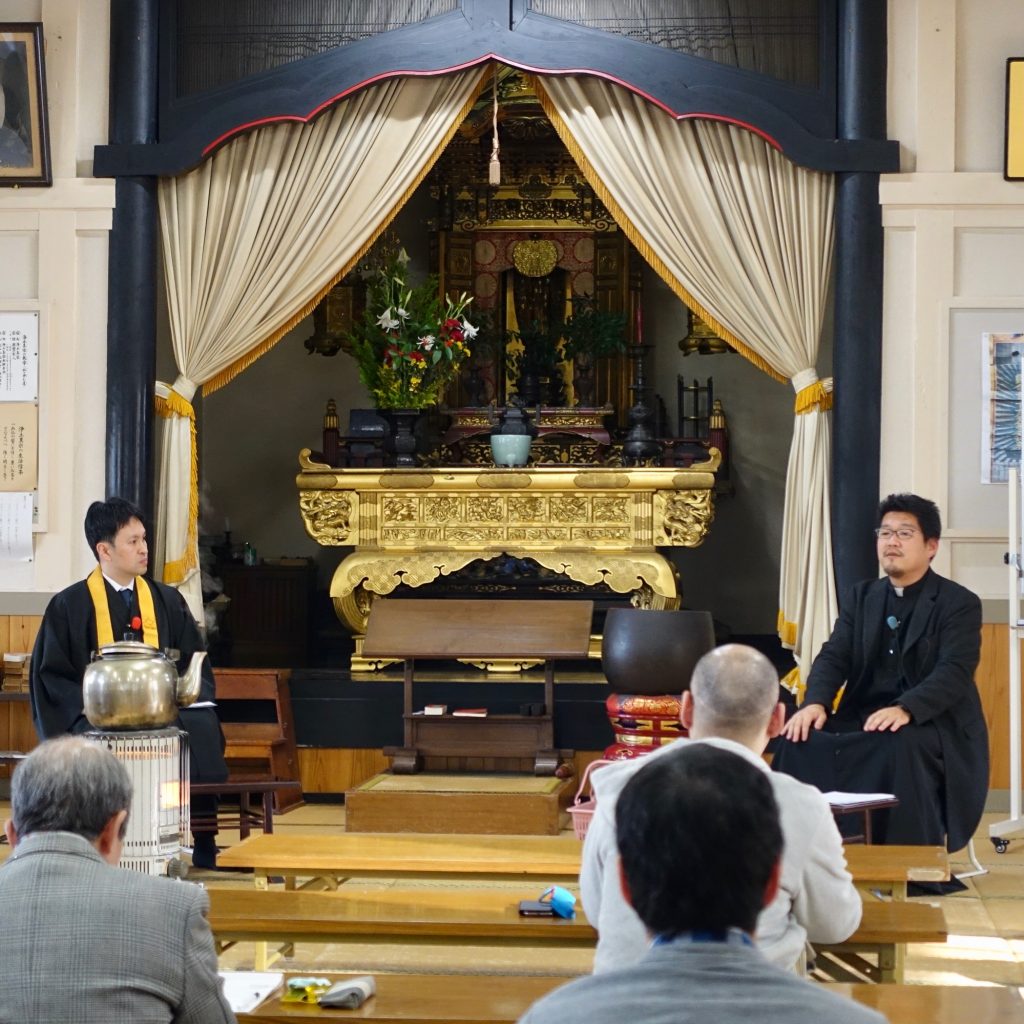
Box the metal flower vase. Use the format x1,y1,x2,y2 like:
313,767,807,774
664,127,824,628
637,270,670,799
383,409,420,467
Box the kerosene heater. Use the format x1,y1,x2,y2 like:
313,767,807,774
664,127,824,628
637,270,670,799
80,640,205,876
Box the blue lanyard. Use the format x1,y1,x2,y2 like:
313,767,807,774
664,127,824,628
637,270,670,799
652,929,754,948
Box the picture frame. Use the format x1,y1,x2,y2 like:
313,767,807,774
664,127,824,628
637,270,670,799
0,23,51,187
1005,58,1024,181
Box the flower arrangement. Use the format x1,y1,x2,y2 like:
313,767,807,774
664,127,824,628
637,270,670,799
346,248,476,409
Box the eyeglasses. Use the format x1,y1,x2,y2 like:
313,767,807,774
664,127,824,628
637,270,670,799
874,527,920,541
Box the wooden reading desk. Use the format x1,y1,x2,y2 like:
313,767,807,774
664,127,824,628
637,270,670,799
842,844,949,899
208,887,943,982
238,976,1022,1024
218,832,947,897
217,833,583,890
362,599,593,775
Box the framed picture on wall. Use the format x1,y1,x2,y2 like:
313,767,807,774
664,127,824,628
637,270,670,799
1006,58,1024,181
0,24,51,187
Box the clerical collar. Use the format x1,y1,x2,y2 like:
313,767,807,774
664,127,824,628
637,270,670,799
101,572,134,594
889,569,931,600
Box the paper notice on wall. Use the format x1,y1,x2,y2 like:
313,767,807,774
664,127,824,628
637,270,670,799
0,493,33,561
0,312,38,401
0,403,37,491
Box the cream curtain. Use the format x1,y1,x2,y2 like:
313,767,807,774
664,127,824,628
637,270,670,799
535,75,838,690
154,69,486,619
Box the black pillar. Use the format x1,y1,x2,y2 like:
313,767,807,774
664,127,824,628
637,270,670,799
105,0,159,517
833,0,887,597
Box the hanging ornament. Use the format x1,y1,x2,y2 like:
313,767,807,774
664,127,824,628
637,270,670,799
488,66,501,185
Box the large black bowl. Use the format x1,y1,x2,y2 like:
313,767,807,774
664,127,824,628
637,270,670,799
601,608,715,695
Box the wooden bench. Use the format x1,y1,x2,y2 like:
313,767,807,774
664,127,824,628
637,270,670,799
814,899,947,983
237,975,1024,1023
214,669,303,813
362,599,593,775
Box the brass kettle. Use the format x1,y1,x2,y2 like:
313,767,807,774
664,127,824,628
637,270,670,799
82,641,206,730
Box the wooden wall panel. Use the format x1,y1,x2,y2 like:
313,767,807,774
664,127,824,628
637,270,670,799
978,623,1014,791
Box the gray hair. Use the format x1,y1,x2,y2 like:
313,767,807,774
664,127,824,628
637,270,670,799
689,644,780,736
11,737,132,841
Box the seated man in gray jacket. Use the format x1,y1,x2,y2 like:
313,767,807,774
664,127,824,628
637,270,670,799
0,737,235,1024
520,745,884,1024
581,644,861,973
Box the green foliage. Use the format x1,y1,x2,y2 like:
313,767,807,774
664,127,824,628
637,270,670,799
559,295,627,363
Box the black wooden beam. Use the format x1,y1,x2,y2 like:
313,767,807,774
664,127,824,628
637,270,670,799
96,0,897,178
832,0,888,598
105,0,159,515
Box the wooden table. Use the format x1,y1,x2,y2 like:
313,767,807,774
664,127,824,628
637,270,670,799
191,781,303,840
209,887,595,969
209,888,943,982
217,833,583,890
218,833,947,899
842,844,949,899
237,975,1023,1023
828,795,900,844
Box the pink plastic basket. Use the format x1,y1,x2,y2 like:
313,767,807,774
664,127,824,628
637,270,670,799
567,759,614,840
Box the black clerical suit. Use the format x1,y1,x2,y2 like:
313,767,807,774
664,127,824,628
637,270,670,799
773,569,988,852
29,575,228,788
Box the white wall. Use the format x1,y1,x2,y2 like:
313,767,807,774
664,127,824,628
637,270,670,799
0,0,114,597
882,1,1024,603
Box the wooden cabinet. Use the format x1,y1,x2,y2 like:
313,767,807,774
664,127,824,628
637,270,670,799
217,561,315,668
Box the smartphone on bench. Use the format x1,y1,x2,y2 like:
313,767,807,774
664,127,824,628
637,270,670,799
518,899,555,916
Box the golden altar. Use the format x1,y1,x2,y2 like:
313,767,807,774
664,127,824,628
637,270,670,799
296,449,719,660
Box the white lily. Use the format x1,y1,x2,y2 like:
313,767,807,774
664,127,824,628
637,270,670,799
376,308,400,331
396,306,410,321
418,335,436,350
461,318,479,340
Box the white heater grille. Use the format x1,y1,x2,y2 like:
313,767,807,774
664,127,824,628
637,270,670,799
84,729,190,876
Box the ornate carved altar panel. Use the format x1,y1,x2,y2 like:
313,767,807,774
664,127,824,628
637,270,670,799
297,450,719,644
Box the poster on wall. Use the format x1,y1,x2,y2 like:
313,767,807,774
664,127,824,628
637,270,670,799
0,491,32,561
981,332,1024,484
0,311,38,400
0,402,36,490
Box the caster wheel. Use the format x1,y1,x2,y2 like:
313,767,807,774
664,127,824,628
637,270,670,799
992,838,1010,854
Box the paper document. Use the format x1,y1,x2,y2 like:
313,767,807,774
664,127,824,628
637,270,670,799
218,971,283,1014
0,492,33,561
822,791,897,808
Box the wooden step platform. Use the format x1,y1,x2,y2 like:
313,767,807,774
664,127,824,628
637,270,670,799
344,772,576,835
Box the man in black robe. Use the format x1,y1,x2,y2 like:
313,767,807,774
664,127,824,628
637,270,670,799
29,497,228,869
773,494,988,873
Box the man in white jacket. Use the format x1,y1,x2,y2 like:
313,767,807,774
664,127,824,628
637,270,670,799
581,643,862,973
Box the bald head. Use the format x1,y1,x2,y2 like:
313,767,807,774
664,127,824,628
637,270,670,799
687,644,781,743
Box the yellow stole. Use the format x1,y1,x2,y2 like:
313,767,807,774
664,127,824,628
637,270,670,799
87,565,160,647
